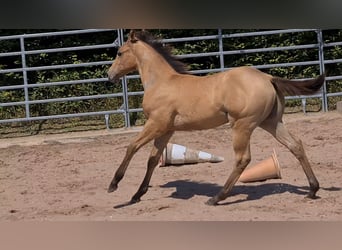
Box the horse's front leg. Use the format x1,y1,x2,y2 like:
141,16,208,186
130,131,174,203
107,119,166,193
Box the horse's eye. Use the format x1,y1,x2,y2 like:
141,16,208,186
117,52,122,57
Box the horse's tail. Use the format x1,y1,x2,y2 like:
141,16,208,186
270,74,325,96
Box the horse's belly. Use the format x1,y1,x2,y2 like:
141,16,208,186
173,112,228,130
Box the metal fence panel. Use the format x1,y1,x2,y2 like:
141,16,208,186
1,29,342,128
0,29,121,127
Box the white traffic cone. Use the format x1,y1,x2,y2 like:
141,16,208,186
238,149,282,183
159,143,224,167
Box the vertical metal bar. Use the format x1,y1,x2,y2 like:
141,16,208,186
118,29,131,127
20,36,30,118
104,114,110,129
316,29,328,112
301,98,307,114
218,29,225,71
121,76,130,127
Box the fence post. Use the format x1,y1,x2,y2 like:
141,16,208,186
316,29,328,112
218,29,225,71
20,36,30,119
118,29,131,127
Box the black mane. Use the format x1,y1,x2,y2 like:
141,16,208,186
134,31,189,74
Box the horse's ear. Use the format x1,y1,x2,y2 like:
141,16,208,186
129,30,138,43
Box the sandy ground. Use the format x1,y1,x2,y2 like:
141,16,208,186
0,111,341,221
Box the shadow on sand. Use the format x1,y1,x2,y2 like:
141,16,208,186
160,179,341,206
113,180,341,208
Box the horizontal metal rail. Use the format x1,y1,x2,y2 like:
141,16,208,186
0,43,119,58
0,93,124,107
0,78,109,91
177,43,319,59
162,29,316,43
0,110,125,124
0,60,114,74
0,29,114,40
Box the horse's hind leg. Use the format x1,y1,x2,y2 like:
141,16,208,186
206,121,253,205
130,131,174,203
261,121,320,199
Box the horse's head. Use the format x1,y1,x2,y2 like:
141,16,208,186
107,30,139,83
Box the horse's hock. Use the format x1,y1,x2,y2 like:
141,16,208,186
337,101,342,113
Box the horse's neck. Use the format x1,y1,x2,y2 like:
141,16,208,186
134,43,176,90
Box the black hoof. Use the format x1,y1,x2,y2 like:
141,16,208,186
107,183,118,193
306,193,319,199
205,198,218,206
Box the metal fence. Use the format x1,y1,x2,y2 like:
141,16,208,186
1,29,342,129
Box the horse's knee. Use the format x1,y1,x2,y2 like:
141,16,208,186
235,155,251,172
126,143,138,156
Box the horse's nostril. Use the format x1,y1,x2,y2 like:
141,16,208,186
107,72,114,81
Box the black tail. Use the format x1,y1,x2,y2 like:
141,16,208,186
271,74,325,96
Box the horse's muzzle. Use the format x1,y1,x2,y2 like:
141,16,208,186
108,73,120,83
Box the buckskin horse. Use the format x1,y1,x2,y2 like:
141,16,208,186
107,30,324,206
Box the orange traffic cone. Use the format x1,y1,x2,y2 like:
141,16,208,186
238,149,282,183
160,143,224,167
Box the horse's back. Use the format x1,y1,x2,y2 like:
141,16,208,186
223,66,273,87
